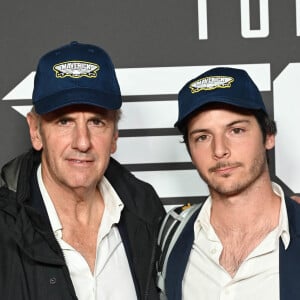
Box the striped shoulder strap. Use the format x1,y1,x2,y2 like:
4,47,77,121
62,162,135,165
156,202,203,299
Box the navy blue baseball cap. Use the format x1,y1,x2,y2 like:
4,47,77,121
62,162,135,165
175,67,267,130
32,41,122,114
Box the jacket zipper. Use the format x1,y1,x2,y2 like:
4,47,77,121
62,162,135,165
144,227,160,300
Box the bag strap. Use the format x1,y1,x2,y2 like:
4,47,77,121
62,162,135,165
156,202,203,299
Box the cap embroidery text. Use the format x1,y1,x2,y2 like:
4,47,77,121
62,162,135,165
53,60,100,78
189,76,234,94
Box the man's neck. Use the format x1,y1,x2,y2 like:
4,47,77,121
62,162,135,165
209,180,281,277
210,178,281,230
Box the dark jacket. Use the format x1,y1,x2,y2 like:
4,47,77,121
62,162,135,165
0,149,165,300
165,196,300,300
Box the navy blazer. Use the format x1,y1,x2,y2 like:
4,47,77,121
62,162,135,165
165,197,300,300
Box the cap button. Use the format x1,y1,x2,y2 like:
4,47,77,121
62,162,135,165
70,41,79,46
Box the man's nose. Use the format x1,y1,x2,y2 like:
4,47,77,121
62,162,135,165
212,135,230,159
72,124,91,152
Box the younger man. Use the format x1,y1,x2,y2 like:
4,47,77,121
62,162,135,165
162,67,300,300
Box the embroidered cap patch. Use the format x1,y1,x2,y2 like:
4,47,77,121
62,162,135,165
53,61,100,78
189,76,234,94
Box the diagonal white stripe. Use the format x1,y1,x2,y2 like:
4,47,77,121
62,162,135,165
3,72,36,100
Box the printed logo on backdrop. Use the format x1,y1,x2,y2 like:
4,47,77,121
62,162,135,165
2,0,300,206
197,0,300,39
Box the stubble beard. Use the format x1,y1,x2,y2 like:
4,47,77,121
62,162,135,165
199,154,268,197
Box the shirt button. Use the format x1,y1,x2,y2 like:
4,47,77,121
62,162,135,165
210,248,217,254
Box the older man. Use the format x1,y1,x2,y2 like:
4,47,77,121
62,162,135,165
0,41,165,300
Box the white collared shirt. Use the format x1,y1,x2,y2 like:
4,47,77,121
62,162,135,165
182,182,289,300
37,165,137,300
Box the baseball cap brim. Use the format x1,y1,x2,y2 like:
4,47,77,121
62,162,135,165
174,95,266,129
34,87,122,115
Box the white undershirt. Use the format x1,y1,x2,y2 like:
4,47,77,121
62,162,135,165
37,165,137,300
182,182,290,300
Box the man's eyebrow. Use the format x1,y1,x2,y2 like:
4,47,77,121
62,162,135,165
189,128,209,136
226,119,251,127
189,119,251,135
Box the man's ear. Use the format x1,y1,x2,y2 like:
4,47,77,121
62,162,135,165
265,134,275,150
110,131,118,154
26,112,43,151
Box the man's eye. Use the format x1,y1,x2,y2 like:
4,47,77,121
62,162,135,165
90,119,104,126
197,135,208,142
232,128,244,134
58,119,69,125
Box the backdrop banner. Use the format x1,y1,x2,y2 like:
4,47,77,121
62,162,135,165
1,0,300,206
